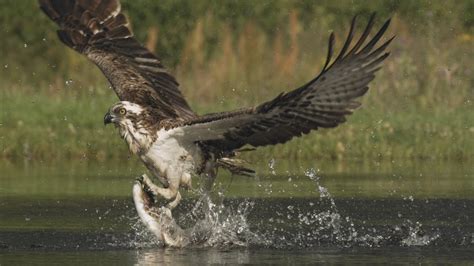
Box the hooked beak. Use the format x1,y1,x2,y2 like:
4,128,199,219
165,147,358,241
103,112,113,125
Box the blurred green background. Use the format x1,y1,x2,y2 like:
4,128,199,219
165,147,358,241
0,0,473,162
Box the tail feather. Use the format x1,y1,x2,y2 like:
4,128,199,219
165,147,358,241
217,158,255,177
39,0,130,53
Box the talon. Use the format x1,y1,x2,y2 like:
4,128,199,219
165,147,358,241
160,207,172,218
141,174,152,184
135,175,144,183
166,192,181,210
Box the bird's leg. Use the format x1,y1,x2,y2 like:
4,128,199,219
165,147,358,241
141,174,181,210
167,191,181,210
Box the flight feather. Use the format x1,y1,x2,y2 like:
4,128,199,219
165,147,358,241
39,0,196,119
176,14,393,153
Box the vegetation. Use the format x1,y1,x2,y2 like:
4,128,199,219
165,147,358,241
0,0,473,163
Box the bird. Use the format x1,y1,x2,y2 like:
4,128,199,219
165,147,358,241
39,0,393,211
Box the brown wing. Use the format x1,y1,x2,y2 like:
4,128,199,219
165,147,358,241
39,0,196,119
176,14,393,153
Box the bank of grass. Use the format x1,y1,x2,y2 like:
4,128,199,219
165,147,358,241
0,10,472,163
1,89,472,162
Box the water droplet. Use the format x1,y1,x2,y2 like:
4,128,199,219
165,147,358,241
268,158,276,175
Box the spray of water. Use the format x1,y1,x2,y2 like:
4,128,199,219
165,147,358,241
400,220,440,246
189,198,264,247
126,163,442,248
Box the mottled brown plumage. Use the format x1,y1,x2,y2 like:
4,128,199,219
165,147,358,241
176,14,393,154
39,0,196,119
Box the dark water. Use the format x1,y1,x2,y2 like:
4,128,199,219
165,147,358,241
0,160,473,264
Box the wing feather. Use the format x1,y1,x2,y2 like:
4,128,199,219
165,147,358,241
39,0,196,119
176,14,393,153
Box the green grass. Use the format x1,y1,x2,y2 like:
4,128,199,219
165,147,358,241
0,2,472,163
1,89,472,162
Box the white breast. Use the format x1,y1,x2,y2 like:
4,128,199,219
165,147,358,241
140,128,203,182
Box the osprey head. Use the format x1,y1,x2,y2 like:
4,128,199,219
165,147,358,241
104,101,145,126
104,101,154,154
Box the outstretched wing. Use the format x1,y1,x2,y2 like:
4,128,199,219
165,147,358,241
176,14,393,153
39,0,196,119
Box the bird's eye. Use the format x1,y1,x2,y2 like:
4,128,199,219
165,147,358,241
119,108,127,115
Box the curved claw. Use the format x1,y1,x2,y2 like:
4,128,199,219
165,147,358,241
135,175,144,183
159,206,172,218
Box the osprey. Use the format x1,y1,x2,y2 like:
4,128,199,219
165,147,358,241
40,0,392,211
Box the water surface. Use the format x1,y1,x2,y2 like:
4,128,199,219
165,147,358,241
0,160,473,264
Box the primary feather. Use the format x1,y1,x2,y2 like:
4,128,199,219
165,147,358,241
176,14,393,154
39,0,196,119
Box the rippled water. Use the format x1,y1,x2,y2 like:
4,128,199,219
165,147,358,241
0,160,473,264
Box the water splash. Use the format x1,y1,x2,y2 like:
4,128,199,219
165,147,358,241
400,220,440,246
189,198,264,247
128,166,445,249
130,190,264,248
268,159,276,176
256,167,439,248
129,217,162,248
259,168,386,248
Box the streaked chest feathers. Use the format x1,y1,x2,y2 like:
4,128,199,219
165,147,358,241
119,120,202,178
